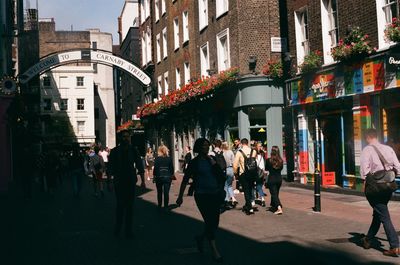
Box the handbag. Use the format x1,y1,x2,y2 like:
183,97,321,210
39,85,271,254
365,145,398,197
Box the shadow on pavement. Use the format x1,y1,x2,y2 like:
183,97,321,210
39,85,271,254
1,177,397,265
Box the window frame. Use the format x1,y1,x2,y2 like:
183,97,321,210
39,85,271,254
77,98,85,111
155,0,160,22
216,0,229,19
377,0,399,49
164,71,169,95
161,0,166,15
156,33,161,63
216,28,231,72
199,0,208,31
321,0,339,64
76,76,84,87
162,28,168,59
43,98,52,111
77,121,85,134
295,8,310,68
43,76,51,88
182,11,189,43
200,42,210,77
173,17,180,50
60,98,68,111
157,75,163,97
175,67,181,89
184,62,190,85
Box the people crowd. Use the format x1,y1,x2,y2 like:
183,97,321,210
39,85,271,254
17,128,400,260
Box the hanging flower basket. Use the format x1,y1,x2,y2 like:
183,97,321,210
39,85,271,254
137,67,239,118
117,120,142,132
298,50,323,74
262,60,284,82
331,26,376,63
385,17,400,43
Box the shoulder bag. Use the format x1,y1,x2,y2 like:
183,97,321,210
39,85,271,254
365,145,398,197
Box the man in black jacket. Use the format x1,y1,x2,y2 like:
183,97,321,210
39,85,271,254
109,130,145,239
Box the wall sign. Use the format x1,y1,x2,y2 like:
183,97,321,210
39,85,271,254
271,37,287,52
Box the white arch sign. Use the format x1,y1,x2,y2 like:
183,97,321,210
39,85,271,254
19,49,151,86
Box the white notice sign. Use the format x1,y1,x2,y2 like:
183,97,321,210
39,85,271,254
271,37,287,53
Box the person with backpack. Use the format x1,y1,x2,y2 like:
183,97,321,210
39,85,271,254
233,138,258,215
176,138,226,263
89,146,105,197
153,145,174,211
265,146,284,215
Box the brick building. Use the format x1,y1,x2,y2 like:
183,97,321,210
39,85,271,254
285,0,400,190
138,0,288,172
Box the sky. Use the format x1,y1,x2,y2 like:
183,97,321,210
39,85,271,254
36,0,126,44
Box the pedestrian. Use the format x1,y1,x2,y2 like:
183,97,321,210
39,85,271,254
360,128,400,257
233,138,257,215
89,146,105,197
221,141,238,207
145,147,155,181
265,146,284,215
176,138,225,263
183,146,192,173
254,142,267,207
109,130,145,239
99,147,112,191
153,145,174,211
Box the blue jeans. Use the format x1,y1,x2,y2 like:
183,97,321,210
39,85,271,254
224,167,235,201
251,181,266,201
366,193,399,249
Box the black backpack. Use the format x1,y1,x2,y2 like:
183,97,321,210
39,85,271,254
213,150,227,173
239,149,258,180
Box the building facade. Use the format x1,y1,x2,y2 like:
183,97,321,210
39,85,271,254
138,0,288,172
286,0,400,190
38,19,115,149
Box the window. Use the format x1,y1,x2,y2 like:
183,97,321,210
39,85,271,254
161,0,166,15
162,28,168,58
155,0,160,22
377,0,399,49
77,121,85,134
43,76,51,87
142,34,147,65
77,98,85,110
295,8,309,67
174,17,180,50
92,41,97,50
164,71,169,95
321,0,338,64
200,42,209,77
59,76,68,88
182,11,189,43
146,30,152,63
175,67,181,89
216,29,230,71
184,62,190,85
76,76,84,87
43,98,51,111
60,99,68,111
216,0,228,18
199,0,208,31
145,0,150,20
156,34,161,63
157,75,162,97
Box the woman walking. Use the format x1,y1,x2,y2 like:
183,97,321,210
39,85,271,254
255,142,267,207
145,147,155,181
222,141,238,207
265,146,284,215
153,145,174,210
176,138,225,263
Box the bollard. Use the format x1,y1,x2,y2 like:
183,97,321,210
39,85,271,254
313,170,321,212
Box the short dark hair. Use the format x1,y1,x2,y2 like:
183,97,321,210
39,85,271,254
364,128,378,139
241,138,249,145
193,138,210,153
213,139,222,148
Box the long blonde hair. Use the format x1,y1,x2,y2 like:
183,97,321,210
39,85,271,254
157,145,169,157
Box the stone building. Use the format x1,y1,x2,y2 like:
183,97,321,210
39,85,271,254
38,19,115,149
138,0,289,173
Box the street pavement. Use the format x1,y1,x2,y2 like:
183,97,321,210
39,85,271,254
2,173,400,265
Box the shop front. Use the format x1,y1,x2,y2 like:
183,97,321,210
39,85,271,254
140,74,285,173
287,52,400,191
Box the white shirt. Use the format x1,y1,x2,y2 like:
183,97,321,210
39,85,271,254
99,150,109,163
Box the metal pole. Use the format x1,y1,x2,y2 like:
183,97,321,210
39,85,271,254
313,117,321,212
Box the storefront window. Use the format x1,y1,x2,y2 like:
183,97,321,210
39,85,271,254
248,106,267,126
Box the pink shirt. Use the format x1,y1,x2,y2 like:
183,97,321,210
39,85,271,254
360,143,400,179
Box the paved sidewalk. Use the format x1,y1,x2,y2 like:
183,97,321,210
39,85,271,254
2,174,400,265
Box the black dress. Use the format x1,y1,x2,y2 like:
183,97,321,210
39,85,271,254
265,159,283,211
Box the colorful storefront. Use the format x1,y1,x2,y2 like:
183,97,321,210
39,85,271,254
287,52,400,191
